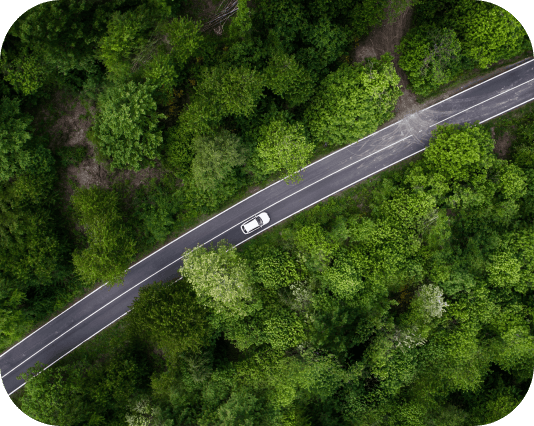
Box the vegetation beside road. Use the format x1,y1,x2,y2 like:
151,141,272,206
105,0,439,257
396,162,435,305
14,107,534,425
1,1,533,424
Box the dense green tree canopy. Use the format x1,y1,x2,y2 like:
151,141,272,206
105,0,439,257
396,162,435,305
397,25,462,96
263,49,316,108
180,240,260,323
0,97,32,182
449,0,527,69
304,54,402,147
254,110,314,183
422,123,495,185
71,187,136,285
190,129,247,193
90,81,165,171
127,280,212,357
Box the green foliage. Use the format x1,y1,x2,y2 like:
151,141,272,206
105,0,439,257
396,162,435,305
18,362,90,426
194,64,265,120
127,280,212,356
7,3,534,425
304,54,402,147
190,129,247,193
293,223,338,272
254,249,299,290
295,17,352,76
322,251,364,301
0,145,60,285
254,110,314,183
227,0,253,42
397,25,462,97
263,49,316,108
180,240,261,323
133,175,182,245
91,80,165,171
130,15,203,96
71,186,136,285
0,97,33,182
451,1,527,69
97,1,172,83
0,284,32,347
422,123,494,185
1,52,51,96
163,102,213,174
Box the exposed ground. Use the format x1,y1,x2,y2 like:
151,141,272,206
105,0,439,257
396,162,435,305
491,127,514,159
36,92,165,211
351,1,533,136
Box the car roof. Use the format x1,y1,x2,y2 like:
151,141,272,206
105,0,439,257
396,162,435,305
243,218,260,232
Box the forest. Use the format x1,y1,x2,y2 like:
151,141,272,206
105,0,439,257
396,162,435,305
1,0,533,425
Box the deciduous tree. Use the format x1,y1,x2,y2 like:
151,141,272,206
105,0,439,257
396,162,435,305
71,186,136,285
190,129,247,193
304,54,402,147
127,280,212,356
180,240,260,322
90,80,165,171
254,110,314,183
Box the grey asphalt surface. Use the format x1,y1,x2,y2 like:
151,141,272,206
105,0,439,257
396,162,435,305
2,58,534,396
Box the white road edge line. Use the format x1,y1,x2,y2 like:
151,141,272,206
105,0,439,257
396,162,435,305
0,281,109,359
479,97,534,124
420,58,534,113
6,311,130,396
4,58,531,361
428,77,534,128
201,135,414,248
2,254,184,379
0,134,416,381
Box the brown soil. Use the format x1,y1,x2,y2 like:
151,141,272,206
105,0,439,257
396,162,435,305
37,92,165,212
351,0,417,121
350,1,533,134
491,127,514,160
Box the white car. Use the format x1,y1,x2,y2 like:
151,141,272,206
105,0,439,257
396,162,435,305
241,212,270,234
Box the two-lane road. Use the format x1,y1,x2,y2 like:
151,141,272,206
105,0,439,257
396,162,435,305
2,58,534,396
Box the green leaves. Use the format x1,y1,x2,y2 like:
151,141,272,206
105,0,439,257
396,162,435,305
191,129,247,193
18,362,90,426
423,123,495,185
180,240,260,322
454,3,527,69
127,280,212,356
397,26,462,97
71,186,136,285
97,1,172,83
194,65,265,120
304,54,402,147
263,50,316,108
254,110,314,183
0,97,33,182
91,80,165,171
254,249,299,290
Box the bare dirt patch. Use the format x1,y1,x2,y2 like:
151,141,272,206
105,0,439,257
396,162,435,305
350,1,533,134
491,127,514,159
36,92,166,213
351,1,417,121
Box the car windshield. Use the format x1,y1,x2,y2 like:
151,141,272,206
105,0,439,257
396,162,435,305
257,217,263,226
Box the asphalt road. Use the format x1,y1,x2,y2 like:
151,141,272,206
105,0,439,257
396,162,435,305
2,58,534,396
